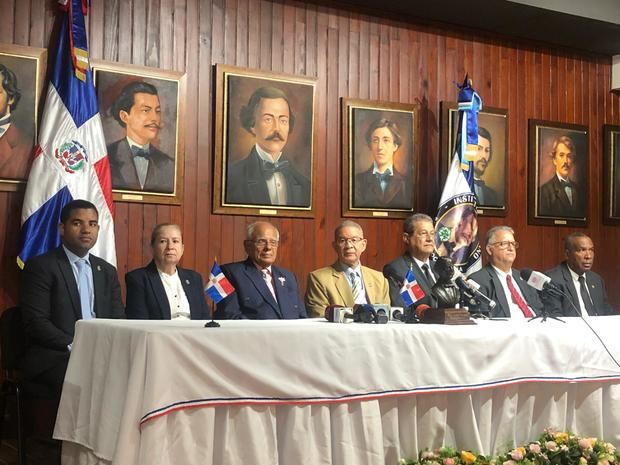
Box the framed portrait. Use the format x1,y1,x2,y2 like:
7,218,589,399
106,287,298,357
440,102,508,217
603,125,620,225
528,119,588,226
92,60,186,205
342,98,417,218
0,44,47,192
213,64,317,217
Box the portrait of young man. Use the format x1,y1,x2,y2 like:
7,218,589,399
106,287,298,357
0,54,39,181
351,107,414,211
94,68,182,196
222,72,315,210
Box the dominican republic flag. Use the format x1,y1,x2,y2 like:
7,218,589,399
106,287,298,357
400,269,425,307
17,0,116,268
433,76,482,276
205,262,235,303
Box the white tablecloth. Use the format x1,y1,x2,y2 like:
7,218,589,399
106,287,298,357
54,317,620,465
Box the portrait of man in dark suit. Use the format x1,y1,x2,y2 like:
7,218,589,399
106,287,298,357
0,58,37,181
538,133,586,219
106,81,175,193
353,117,413,210
225,86,311,207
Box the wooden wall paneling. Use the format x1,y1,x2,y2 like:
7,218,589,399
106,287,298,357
236,0,249,67
270,0,283,71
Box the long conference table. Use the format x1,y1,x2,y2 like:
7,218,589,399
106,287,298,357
54,316,620,465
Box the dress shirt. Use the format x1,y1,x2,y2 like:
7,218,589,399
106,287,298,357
343,263,367,305
63,245,94,317
158,268,191,319
255,144,288,205
491,265,533,320
258,265,278,302
413,257,435,284
567,266,593,317
372,162,394,193
127,136,151,189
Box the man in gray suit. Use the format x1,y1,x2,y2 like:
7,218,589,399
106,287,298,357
468,226,556,318
383,213,437,308
546,232,613,317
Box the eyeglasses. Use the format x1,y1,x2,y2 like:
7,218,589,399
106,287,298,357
252,239,279,248
336,237,364,247
489,240,519,250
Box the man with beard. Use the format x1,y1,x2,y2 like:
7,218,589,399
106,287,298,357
473,126,499,206
107,81,175,193
539,135,585,218
226,86,310,207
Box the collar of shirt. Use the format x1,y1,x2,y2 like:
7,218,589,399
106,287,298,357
255,264,273,275
157,267,179,279
491,265,512,281
63,245,91,266
372,162,393,176
555,173,570,184
0,118,11,135
127,136,150,152
412,256,432,272
255,144,282,164
567,265,585,283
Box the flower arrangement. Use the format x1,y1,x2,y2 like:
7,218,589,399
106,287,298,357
399,429,620,465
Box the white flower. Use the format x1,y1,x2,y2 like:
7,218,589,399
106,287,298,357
278,276,286,286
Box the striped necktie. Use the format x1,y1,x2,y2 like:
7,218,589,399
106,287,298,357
350,271,363,303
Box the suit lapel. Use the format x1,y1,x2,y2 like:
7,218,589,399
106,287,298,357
561,264,581,315
332,264,354,307
146,263,171,319
244,261,281,316
513,270,537,316
89,257,106,317
270,267,287,318
488,267,510,317
584,270,601,316
56,249,82,320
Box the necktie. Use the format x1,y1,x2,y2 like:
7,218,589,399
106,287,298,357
578,275,595,316
261,269,278,302
262,160,289,178
75,259,93,320
131,146,150,159
375,172,391,193
350,271,363,303
506,274,533,318
422,263,434,284
560,180,573,205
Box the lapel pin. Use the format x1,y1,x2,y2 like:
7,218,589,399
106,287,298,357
278,277,286,286
185,279,190,285
97,265,101,271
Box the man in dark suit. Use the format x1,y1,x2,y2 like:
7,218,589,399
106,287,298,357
383,213,437,308
125,224,209,320
107,81,175,193
539,135,585,218
20,200,125,399
354,118,412,210
226,86,310,207
546,232,614,316
468,225,558,318
473,126,499,206
216,221,306,319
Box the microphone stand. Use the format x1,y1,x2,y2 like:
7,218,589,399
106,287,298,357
527,288,565,323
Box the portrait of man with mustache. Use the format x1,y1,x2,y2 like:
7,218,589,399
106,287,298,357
107,81,175,193
225,86,310,207
539,134,585,218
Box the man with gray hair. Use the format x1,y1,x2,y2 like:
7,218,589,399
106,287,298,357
546,232,613,316
216,221,306,319
383,213,437,308
305,220,389,317
468,225,548,318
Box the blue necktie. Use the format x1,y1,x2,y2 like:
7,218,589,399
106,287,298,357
75,259,93,320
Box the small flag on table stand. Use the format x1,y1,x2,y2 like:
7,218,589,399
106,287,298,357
204,260,235,327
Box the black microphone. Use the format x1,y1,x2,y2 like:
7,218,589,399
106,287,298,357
454,276,497,309
519,269,564,297
352,304,377,323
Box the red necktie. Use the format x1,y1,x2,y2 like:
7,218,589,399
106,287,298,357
506,274,533,318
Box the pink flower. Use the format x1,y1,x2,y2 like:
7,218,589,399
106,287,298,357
422,451,436,459
579,439,592,450
503,460,517,465
444,458,455,465
511,450,524,461
546,441,558,452
529,444,541,454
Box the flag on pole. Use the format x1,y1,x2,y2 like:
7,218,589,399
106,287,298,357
434,76,482,275
399,269,425,307
17,0,116,268
205,262,235,303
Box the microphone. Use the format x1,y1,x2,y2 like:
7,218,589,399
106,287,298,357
352,304,377,323
324,305,354,323
415,304,431,319
454,276,497,309
519,269,563,297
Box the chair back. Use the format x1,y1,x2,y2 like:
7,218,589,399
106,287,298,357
0,307,27,371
